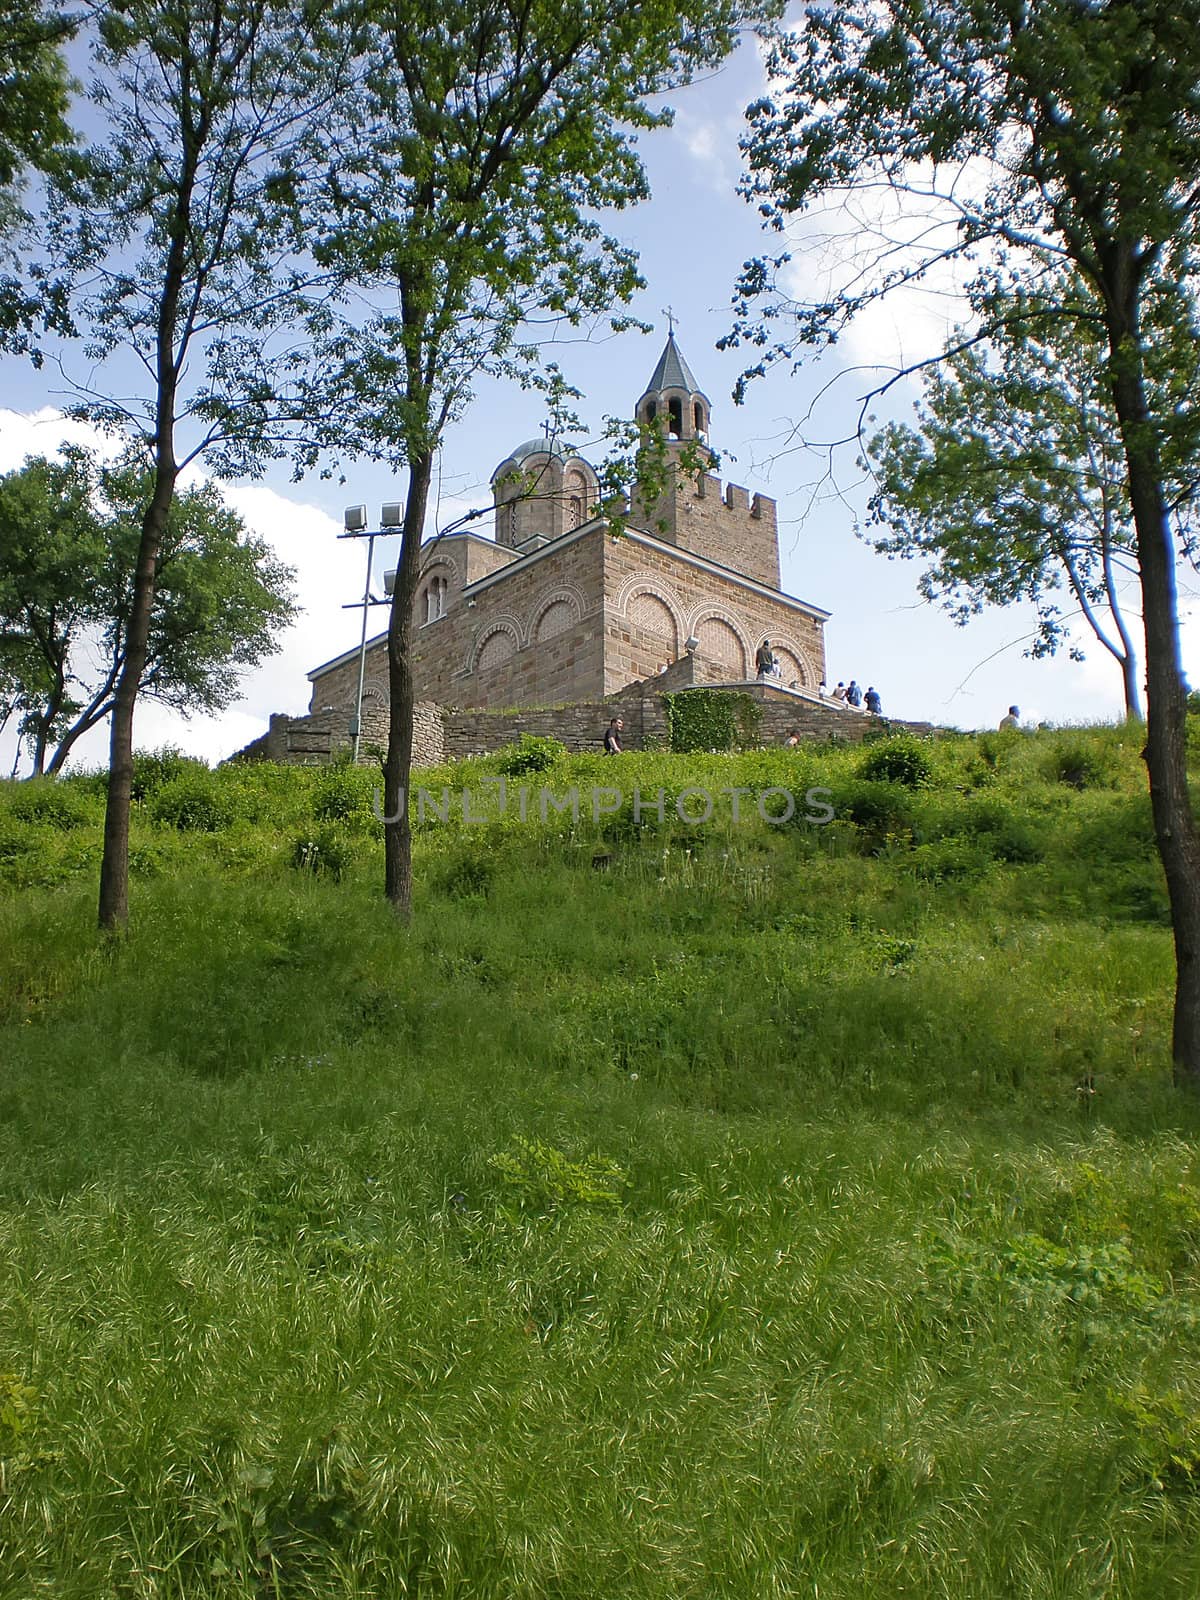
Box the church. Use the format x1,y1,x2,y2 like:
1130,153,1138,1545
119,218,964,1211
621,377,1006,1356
300,333,830,745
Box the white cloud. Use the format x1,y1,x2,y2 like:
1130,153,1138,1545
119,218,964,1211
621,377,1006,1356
669,108,745,198
778,177,978,380
0,407,126,472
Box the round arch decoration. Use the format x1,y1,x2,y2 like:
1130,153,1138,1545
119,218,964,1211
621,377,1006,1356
469,616,522,674
771,638,816,689
419,549,459,580
626,593,679,657
615,575,687,646
687,605,753,677
528,584,588,645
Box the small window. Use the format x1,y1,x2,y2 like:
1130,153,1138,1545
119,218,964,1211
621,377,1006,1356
668,397,683,438
421,574,448,624
694,400,705,435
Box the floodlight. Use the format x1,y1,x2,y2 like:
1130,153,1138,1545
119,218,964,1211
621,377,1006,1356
344,504,368,532
380,503,403,528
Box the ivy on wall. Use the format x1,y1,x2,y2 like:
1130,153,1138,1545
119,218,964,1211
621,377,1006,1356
663,689,763,753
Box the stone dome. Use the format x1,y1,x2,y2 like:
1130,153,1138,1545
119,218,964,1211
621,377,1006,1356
492,437,568,480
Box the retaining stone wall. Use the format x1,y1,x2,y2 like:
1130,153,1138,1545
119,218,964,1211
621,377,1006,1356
230,683,932,769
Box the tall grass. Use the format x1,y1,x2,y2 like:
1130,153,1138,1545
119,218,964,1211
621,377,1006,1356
0,726,1198,1596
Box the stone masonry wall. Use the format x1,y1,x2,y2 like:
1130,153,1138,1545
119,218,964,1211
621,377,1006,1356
309,529,610,717
633,459,781,590
602,532,825,697
440,685,930,761
442,700,645,760
229,700,445,767
232,681,931,769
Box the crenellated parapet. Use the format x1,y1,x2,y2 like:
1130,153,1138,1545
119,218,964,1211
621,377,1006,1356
640,466,781,590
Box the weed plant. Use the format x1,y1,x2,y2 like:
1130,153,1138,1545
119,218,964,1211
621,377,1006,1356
0,726,1198,1595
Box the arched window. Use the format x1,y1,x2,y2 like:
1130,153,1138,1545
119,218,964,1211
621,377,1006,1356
668,397,683,438
564,467,588,530
422,574,448,624
694,400,706,436
646,400,657,421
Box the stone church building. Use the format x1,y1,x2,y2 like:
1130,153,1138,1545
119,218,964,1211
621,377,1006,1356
298,336,829,745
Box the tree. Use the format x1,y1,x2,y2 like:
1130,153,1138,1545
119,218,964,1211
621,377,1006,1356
312,0,770,920
0,0,76,337
0,0,73,206
865,303,1152,719
731,0,1200,1086
41,0,357,927
0,448,296,776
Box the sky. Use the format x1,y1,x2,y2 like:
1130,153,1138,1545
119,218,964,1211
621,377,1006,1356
2,25,1193,775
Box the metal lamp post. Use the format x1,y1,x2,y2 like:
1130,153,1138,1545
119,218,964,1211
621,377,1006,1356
340,502,402,763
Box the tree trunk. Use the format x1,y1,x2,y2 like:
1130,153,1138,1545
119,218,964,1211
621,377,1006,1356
1099,508,1143,721
1108,333,1200,1087
29,657,67,777
383,453,433,920
30,717,48,778
97,464,175,929
1121,650,1143,725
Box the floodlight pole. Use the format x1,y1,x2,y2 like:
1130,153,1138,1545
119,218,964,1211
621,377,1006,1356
341,504,403,765
350,532,376,764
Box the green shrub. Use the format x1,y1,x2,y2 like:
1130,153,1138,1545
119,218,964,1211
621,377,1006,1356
910,836,994,881
149,772,235,832
496,734,568,776
434,850,496,899
1109,1385,1200,1495
489,1136,627,1214
291,825,353,881
130,746,207,802
312,764,374,822
931,794,1045,865
0,1372,35,1458
835,779,915,849
1071,794,1157,866
4,779,96,831
1042,738,1120,790
857,735,933,788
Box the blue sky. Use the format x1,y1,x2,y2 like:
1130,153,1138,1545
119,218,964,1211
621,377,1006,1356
1,28,1188,773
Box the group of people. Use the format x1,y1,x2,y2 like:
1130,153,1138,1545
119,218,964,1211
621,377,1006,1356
754,641,883,716
822,679,882,715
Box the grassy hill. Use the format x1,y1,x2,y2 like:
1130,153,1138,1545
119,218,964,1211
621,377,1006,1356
1,725,1198,1597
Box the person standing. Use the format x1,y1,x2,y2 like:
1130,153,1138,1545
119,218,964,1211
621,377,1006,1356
755,638,776,679
603,716,624,754
999,705,1020,731
846,680,863,709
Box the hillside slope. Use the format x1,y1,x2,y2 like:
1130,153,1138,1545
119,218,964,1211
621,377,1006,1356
0,727,1198,1597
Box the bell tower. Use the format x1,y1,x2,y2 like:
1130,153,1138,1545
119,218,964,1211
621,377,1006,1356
629,328,781,590
634,330,712,452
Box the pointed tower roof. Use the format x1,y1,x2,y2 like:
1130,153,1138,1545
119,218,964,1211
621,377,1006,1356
638,332,708,404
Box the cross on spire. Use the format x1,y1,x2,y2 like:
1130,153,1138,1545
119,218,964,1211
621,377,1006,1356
662,305,677,336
